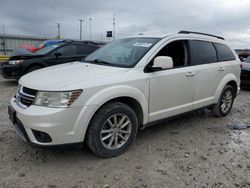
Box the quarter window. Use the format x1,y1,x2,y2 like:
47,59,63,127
214,43,235,61
190,40,217,65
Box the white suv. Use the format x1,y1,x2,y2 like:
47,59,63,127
8,31,241,157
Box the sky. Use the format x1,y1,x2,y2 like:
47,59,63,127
1,0,250,49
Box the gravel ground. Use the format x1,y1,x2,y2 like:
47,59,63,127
0,75,250,188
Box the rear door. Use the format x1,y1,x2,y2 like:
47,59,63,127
190,40,227,109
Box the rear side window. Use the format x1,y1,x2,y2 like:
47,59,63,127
190,40,217,65
214,43,235,61
77,45,98,55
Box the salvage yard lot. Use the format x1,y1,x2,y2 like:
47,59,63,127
0,75,250,187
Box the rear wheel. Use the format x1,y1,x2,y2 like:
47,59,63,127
86,102,139,158
212,85,235,117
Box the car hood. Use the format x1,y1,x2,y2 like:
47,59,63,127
9,53,44,60
19,62,130,90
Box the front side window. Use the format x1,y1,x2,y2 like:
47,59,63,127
55,45,77,56
77,45,98,55
154,40,189,68
84,37,160,68
214,43,236,62
190,40,217,65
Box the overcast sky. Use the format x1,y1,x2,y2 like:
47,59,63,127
1,0,250,49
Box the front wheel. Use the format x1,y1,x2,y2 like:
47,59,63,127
86,102,139,158
212,85,235,117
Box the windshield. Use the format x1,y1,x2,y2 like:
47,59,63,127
35,44,61,55
34,41,44,48
84,37,160,67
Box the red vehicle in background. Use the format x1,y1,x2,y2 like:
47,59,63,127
19,40,65,53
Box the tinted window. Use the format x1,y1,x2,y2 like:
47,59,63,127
77,45,98,55
56,45,77,56
190,40,217,65
214,43,235,61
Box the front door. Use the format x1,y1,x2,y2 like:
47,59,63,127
148,40,197,122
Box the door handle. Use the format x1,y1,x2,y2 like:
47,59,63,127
185,72,196,77
218,67,225,72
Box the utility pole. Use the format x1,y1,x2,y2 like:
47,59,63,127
56,23,61,39
89,16,92,40
79,19,84,40
113,14,116,40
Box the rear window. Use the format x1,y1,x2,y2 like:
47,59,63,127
190,40,217,65
214,43,235,61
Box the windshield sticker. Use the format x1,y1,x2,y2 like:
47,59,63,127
133,42,152,48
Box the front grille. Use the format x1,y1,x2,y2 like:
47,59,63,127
23,87,37,96
16,85,37,108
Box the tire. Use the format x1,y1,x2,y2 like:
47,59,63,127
26,66,42,73
86,102,139,158
212,85,235,117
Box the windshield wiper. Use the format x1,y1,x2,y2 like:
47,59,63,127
85,59,115,66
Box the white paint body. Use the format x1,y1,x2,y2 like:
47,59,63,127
10,33,241,146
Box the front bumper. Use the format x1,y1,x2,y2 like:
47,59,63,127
9,97,97,146
0,63,23,79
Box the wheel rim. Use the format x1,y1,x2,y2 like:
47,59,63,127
220,90,233,114
100,114,132,150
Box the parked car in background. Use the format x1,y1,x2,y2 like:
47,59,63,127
240,55,250,88
0,40,100,79
8,31,241,157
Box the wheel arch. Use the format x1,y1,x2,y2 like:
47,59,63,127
78,86,149,142
214,74,239,103
24,62,47,73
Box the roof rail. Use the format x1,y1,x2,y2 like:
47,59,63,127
179,30,225,40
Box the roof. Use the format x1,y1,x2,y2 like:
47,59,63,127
124,31,226,42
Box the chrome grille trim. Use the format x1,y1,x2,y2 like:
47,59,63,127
16,85,37,109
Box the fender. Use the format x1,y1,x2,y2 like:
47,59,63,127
214,73,238,103
84,85,149,124
74,85,149,141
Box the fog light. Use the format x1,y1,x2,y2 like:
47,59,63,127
32,129,52,143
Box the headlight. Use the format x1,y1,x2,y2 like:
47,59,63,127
8,60,24,65
34,90,82,108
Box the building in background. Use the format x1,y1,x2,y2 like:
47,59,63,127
0,34,50,55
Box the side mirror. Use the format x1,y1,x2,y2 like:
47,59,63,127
152,56,173,70
54,52,62,57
